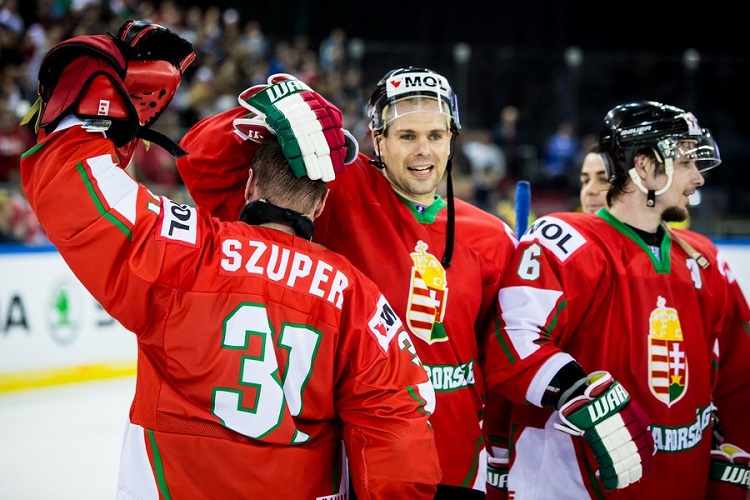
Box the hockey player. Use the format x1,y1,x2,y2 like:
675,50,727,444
175,67,518,498
576,142,750,499
578,145,610,215
484,101,750,498
20,21,442,499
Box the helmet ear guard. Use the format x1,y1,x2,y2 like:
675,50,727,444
599,151,617,181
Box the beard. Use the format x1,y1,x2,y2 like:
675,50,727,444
662,206,689,223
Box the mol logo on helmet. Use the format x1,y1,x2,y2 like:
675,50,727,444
386,72,451,100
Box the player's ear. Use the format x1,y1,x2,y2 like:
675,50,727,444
371,130,381,151
311,189,330,220
244,169,256,202
633,154,651,179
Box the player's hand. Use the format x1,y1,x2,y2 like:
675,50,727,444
553,371,655,491
24,20,193,152
117,20,194,130
235,73,358,182
706,443,750,499
486,448,509,500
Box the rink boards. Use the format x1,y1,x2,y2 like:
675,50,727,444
1,240,749,392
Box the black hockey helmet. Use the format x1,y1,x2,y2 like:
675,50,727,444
599,101,721,180
367,67,460,135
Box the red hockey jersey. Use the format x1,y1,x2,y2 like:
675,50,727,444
484,210,750,499
22,123,441,499
174,106,519,492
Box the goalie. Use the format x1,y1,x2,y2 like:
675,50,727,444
20,20,442,499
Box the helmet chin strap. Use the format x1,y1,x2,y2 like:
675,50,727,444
628,158,674,207
369,133,386,169
441,133,458,268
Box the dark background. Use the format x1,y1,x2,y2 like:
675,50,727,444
165,1,745,55
189,0,750,230
11,0,750,235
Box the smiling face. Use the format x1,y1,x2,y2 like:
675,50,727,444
579,152,610,213
372,98,453,205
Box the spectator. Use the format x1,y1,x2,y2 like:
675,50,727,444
7,179,46,244
492,104,526,183
0,105,35,183
237,19,268,66
539,121,580,190
0,0,24,35
462,128,507,213
319,27,346,73
0,188,21,243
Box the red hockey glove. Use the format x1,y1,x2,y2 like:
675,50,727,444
554,371,655,491
24,20,193,155
29,33,132,143
706,443,750,499
117,20,194,129
235,73,358,182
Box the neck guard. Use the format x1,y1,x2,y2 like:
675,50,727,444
239,199,315,240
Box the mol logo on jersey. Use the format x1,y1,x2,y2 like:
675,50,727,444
406,241,448,344
648,296,688,407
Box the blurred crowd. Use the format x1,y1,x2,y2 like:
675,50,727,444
0,0,591,244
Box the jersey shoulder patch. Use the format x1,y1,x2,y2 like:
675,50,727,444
156,197,199,247
523,215,588,263
368,294,403,354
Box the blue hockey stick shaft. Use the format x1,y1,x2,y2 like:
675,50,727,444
514,180,531,237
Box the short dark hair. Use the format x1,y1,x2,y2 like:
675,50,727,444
251,140,328,214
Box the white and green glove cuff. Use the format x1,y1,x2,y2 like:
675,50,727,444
709,443,750,491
